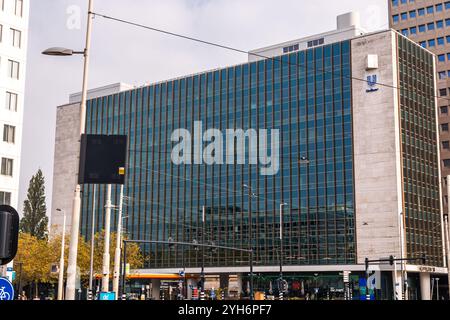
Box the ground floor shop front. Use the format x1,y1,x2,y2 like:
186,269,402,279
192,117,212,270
124,269,449,301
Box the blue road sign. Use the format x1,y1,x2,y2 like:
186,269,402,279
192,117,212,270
99,292,116,301
0,277,14,301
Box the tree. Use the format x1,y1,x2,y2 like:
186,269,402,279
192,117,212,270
20,169,48,240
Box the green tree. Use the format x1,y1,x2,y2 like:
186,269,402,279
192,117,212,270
20,169,48,240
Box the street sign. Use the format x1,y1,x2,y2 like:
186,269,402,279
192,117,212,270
0,277,14,301
99,292,116,301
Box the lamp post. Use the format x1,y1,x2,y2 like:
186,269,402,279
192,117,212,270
42,0,94,301
88,185,96,297
56,208,66,301
279,202,288,300
113,185,124,299
201,206,206,300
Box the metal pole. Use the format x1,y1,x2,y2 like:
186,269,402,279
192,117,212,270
113,185,124,299
58,211,66,300
201,206,205,300
65,0,94,300
250,250,254,300
88,185,96,293
102,184,112,292
365,258,370,301
393,256,398,300
445,215,450,300
121,241,127,299
17,263,22,300
446,175,450,300
279,203,284,300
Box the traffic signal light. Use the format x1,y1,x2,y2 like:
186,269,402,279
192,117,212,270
421,254,426,265
0,205,19,266
192,239,199,251
389,255,394,265
168,237,175,249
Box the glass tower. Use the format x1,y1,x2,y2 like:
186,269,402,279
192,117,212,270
80,40,356,269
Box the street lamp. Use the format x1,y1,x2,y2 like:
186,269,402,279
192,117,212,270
279,202,288,300
42,47,85,56
42,0,94,301
56,208,66,301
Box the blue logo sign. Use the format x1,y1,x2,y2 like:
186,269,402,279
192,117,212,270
366,74,379,92
99,292,116,301
0,277,15,301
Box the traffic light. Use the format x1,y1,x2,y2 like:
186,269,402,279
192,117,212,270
193,239,199,251
389,255,394,265
168,237,175,249
0,205,19,266
421,254,427,265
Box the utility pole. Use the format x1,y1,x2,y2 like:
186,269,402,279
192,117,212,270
446,175,450,300
445,215,450,300
279,203,287,300
102,184,112,292
65,0,94,300
57,209,66,300
88,185,96,296
113,185,124,299
201,206,205,300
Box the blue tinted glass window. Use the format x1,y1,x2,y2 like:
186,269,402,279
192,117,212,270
401,12,408,20
409,10,416,18
420,41,426,48
428,39,435,47
439,71,446,79
437,20,444,28
393,15,399,23
446,18,450,26
438,37,445,45
427,6,434,14
447,2,450,10
392,0,398,6
428,22,435,30
436,4,443,12
438,54,445,62
448,71,450,77
419,24,426,32
401,0,407,3
447,53,450,60
402,29,408,36
447,36,450,43
410,26,417,34
418,8,425,15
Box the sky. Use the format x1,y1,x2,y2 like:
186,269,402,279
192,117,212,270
20,0,388,215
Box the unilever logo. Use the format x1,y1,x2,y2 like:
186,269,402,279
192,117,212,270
171,121,280,176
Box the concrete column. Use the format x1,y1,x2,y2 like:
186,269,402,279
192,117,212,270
151,279,161,300
236,274,243,298
220,274,230,297
420,273,431,300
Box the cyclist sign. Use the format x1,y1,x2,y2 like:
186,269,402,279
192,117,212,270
0,277,14,301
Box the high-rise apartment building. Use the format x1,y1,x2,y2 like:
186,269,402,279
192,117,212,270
0,0,29,209
52,12,448,300
389,0,450,210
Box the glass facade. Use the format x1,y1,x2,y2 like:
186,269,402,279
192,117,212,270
398,35,444,267
80,40,355,269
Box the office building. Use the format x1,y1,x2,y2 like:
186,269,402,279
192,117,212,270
52,12,448,300
0,0,29,278
389,0,450,212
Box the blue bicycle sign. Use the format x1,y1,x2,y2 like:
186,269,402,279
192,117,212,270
0,278,14,301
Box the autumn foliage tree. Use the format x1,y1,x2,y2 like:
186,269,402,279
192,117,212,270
14,231,143,298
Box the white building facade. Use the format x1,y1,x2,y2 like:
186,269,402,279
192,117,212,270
0,0,29,210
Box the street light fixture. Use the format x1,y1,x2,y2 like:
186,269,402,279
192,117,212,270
42,47,85,56
56,208,66,301
42,0,94,300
